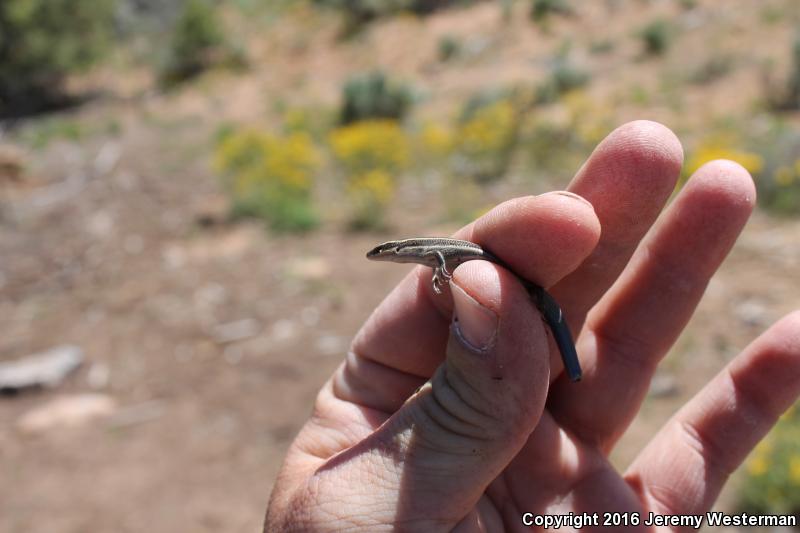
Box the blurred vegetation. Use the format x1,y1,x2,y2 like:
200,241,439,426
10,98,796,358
454,95,522,181
339,71,414,125
214,129,320,232
682,124,800,214
738,404,800,516
530,0,572,23
329,120,409,230
18,115,122,149
638,19,672,56
438,35,463,62
160,0,246,87
312,0,472,30
0,0,115,117
536,48,590,103
751,126,800,214
688,55,734,85
768,34,800,111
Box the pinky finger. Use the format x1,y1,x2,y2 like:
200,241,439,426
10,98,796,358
624,311,800,515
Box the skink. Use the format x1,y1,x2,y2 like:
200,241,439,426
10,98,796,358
367,237,582,382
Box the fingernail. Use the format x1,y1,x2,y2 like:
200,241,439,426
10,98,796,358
541,190,593,208
450,282,498,352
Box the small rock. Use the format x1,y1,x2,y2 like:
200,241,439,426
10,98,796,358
124,234,144,255
93,141,121,176
315,334,347,357
734,299,769,327
285,257,331,281
649,372,679,398
270,319,297,342
223,345,244,365
0,345,84,392
87,362,110,389
210,318,260,344
86,210,115,239
300,306,320,327
17,393,116,433
107,400,164,429
194,283,228,307
162,244,186,269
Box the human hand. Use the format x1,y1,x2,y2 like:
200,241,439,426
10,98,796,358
265,121,800,532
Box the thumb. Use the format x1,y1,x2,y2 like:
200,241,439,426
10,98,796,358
320,260,552,530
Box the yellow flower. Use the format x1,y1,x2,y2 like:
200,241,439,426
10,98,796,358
347,169,394,205
746,453,769,476
419,122,454,157
215,129,319,198
774,165,795,187
330,120,410,174
283,108,311,133
457,100,516,157
685,143,764,177
263,133,320,190
790,456,800,484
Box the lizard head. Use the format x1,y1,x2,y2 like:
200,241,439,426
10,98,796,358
366,240,403,262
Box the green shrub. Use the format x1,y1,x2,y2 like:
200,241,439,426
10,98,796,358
438,35,462,62
0,0,115,117
752,131,800,215
738,404,800,515
536,55,590,104
329,120,409,229
688,55,734,85
454,92,524,181
214,129,321,232
313,0,470,28
589,39,615,55
788,35,800,109
530,0,572,22
523,119,582,175
160,0,244,86
339,71,414,125
770,34,800,111
639,19,672,56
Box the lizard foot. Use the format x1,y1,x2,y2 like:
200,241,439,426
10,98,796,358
431,267,452,295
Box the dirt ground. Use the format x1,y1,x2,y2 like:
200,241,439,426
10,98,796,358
1,1,800,531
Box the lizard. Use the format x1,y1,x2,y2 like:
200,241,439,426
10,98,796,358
366,237,582,382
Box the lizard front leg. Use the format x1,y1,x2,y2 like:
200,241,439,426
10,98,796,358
431,251,452,295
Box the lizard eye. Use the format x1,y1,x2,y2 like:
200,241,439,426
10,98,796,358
367,242,399,258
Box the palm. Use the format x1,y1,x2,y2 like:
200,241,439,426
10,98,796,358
266,122,800,532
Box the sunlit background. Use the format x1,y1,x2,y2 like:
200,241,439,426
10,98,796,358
1,1,799,531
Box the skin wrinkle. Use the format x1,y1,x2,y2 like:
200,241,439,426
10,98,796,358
418,378,498,442
723,367,775,431
676,418,735,485
334,351,425,414
639,480,685,517
437,365,500,425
